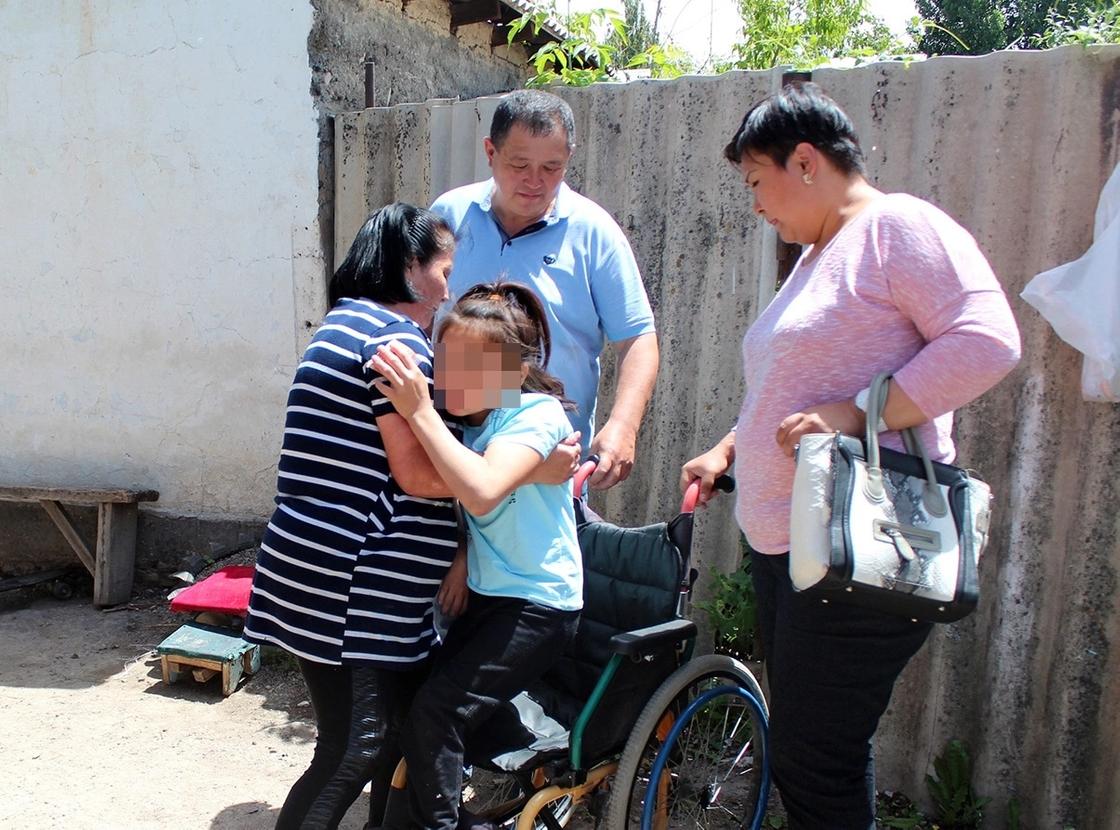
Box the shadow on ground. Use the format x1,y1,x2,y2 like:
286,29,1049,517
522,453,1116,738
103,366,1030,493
210,801,281,829
212,798,369,829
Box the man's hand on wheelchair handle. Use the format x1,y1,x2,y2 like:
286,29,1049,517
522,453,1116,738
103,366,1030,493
588,420,636,490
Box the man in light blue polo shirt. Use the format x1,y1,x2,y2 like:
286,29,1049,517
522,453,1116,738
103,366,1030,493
431,90,659,490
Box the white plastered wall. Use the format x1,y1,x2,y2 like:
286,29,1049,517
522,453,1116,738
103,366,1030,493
0,1,325,519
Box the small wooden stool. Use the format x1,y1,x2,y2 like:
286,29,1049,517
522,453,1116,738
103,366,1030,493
157,621,260,696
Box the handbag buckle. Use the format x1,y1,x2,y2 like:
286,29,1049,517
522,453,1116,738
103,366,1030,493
873,520,940,554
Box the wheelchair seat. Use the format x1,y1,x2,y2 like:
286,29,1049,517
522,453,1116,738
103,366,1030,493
465,513,692,774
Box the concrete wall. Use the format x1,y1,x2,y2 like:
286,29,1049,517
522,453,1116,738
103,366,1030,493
333,46,1120,826
309,0,532,279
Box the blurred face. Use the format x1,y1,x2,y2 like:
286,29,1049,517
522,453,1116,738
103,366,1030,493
737,149,815,245
435,324,526,424
404,248,453,330
484,123,571,228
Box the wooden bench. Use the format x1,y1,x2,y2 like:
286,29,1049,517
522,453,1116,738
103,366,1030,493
0,486,159,607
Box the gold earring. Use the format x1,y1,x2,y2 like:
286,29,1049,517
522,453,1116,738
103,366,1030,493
802,172,813,185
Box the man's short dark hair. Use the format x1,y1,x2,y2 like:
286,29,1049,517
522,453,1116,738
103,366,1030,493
724,81,865,176
490,90,575,152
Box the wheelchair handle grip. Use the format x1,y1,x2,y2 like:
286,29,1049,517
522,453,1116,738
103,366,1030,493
572,455,601,497
682,474,735,514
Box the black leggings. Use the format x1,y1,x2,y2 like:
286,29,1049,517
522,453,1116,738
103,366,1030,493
401,593,580,830
751,551,932,830
275,657,423,830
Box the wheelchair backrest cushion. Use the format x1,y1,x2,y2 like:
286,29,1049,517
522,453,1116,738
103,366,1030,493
540,520,683,703
577,520,682,665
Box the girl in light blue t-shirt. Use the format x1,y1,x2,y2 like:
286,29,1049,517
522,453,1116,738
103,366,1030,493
370,281,583,830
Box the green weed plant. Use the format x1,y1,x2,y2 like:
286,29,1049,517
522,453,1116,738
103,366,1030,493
926,740,991,828
696,549,759,662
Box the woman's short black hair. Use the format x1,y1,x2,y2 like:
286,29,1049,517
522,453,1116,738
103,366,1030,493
490,90,575,153
328,203,454,306
724,81,866,176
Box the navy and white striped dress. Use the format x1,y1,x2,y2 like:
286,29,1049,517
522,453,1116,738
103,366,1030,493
244,298,459,666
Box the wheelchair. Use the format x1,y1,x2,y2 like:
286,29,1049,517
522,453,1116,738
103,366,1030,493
384,460,770,830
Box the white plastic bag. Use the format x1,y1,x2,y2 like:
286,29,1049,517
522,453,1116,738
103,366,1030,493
1021,162,1120,402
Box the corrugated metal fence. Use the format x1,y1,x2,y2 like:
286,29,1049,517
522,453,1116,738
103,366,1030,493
335,45,1120,827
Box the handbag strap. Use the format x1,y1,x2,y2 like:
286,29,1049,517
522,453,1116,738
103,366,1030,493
864,373,948,517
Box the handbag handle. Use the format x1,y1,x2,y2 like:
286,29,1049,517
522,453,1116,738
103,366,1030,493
863,373,948,517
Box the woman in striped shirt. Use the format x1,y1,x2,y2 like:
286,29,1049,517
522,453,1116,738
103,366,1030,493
245,204,467,829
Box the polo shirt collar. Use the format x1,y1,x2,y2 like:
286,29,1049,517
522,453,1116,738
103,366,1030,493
475,179,574,226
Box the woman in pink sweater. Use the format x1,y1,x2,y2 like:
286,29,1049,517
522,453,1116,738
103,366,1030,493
682,82,1020,829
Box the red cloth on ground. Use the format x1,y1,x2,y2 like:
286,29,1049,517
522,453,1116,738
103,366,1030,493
170,565,255,615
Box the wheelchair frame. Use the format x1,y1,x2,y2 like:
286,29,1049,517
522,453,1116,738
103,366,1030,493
384,463,770,830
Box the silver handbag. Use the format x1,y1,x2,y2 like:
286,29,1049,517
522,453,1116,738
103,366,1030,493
789,373,993,622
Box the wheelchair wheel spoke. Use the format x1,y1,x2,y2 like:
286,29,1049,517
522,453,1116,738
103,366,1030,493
618,680,765,826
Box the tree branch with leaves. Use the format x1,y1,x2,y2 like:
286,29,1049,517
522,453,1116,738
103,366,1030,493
507,2,691,88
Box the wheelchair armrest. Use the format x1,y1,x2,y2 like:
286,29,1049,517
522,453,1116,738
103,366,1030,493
609,619,697,659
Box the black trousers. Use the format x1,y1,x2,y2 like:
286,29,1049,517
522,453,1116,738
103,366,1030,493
399,592,580,830
275,657,424,830
751,550,932,830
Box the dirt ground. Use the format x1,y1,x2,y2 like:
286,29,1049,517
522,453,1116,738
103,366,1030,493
0,590,377,829
0,582,602,830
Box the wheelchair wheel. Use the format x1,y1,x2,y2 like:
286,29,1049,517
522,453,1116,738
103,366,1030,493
462,766,576,829
606,654,768,829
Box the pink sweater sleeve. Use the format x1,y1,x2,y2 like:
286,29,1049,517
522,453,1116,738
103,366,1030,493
878,205,1021,418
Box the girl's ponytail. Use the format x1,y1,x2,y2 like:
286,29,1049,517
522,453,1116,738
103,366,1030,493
499,284,570,406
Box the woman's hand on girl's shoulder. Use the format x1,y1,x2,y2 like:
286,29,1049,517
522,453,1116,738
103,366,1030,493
775,400,864,457
369,340,434,420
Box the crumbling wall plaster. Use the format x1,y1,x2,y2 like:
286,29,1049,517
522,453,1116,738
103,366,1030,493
310,0,528,113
